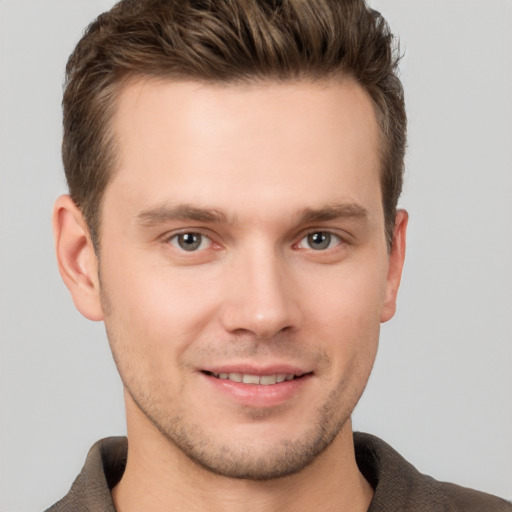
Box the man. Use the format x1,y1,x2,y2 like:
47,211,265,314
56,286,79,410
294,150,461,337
46,0,511,510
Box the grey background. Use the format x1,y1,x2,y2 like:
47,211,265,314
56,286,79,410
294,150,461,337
1,0,511,510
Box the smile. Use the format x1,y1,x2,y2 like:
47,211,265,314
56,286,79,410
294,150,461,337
206,371,300,385
201,369,312,406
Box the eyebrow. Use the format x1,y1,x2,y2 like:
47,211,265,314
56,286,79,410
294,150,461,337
136,201,368,227
298,203,368,224
137,204,229,226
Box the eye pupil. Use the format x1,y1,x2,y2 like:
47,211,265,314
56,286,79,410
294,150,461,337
308,232,331,250
178,233,202,251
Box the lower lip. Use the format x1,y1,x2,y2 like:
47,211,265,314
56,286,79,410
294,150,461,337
201,373,311,407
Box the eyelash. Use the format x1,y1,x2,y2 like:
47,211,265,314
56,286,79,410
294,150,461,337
167,231,214,252
296,231,343,251
165,230,344,253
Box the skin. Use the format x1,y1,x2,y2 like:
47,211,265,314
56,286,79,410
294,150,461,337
53,77,407,512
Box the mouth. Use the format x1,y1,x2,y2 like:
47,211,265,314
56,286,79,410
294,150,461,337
200,367,313,407
202,371,310,386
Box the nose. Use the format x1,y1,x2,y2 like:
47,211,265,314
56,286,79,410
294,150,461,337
220,247,302,339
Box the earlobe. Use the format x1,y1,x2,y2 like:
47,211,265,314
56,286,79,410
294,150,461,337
380,209,408,323
53,195,104,321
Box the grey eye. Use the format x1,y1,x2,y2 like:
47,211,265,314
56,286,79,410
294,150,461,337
308,232,331,250
170,232,210,251
298,231,341,251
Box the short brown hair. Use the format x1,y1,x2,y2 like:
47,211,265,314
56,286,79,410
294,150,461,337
62,0,406,249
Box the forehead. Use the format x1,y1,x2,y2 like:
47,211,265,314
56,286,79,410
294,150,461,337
106,77,382,222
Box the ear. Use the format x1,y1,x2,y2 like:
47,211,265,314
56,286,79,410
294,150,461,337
53,195,104,321
380,209,408,323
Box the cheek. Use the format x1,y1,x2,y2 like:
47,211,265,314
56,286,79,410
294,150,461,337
100,262,242,396
302,259,386,363
101,249,222,336
306,257,388,325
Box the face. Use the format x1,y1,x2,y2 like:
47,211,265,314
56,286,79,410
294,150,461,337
72,78,406,479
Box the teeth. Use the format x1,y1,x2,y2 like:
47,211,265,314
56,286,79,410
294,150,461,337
260,374,277,385
211,372,297,385
242,374,260,384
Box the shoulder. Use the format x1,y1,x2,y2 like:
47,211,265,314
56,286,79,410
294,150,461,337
44,437,127,512
354,432,512,512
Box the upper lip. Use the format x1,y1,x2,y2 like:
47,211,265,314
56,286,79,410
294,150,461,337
201,364,311,377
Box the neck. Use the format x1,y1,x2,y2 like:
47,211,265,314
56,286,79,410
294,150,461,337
112,399,373,512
